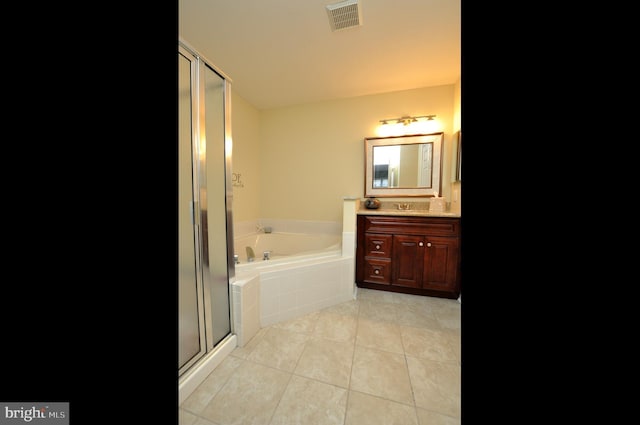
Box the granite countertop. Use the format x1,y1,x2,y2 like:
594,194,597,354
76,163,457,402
358,209,460,217
356,200,461,218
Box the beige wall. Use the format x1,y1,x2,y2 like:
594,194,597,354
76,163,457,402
232,82,461,224
450,77,462,214
229,92,262,222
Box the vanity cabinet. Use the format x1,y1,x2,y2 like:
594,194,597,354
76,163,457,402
355,215,461,299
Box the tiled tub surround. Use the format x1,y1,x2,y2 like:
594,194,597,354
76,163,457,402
179,288,461,425
231,219,356,347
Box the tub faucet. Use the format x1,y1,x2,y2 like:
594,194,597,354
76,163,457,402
256,224,273,233
246,246,255,262
263,251,271,261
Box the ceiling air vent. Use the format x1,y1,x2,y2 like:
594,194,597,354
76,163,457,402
326,0,362,32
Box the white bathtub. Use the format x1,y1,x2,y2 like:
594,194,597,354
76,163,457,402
234,232,341,263
230,230,355,345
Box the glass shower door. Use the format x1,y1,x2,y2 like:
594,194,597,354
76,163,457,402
202,63,232,350
178,41,233,378
178,48,206,374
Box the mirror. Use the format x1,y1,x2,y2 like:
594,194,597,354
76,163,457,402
365,133,443,197
455,130,461,181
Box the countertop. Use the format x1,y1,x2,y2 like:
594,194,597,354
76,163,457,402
355,200,461,218
357,209,460,217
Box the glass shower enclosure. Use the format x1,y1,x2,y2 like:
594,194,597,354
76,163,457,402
178,40,234,378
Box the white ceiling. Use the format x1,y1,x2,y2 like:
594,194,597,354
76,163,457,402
179,0,460,110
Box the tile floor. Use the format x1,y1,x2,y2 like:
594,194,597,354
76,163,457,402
179,287,461,425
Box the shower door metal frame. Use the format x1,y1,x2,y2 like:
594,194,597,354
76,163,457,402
179,44,208,376
198,56,235,353
179,38,235,378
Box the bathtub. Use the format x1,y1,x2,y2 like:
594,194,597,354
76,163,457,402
234,232,341,263
230,229,356,345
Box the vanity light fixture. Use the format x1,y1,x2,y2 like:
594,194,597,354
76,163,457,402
379,115,436,126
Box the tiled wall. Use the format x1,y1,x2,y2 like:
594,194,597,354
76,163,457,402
234,219,342,238
231,274,260,347
259,256,354,327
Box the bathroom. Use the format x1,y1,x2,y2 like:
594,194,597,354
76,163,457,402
178,0,461,411
179,62,461,400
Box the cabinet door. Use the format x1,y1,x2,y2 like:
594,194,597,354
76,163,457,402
423,237,459,292
364,233,393,258
392,234,424,288
363,258,392,285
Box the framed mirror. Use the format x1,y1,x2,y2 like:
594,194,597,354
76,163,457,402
455,130,461,181
364,132,443,197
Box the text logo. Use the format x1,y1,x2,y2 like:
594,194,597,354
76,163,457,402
0,403,68,425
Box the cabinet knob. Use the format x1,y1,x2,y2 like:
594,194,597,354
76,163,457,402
374,269,380,274
427,242,431,247
419,242,424,247
375,244,380,250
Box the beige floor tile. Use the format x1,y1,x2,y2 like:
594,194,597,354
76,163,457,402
416,408,461,425
270,375,348,425
182,289,460,425
180,408,221,425
355,318,404,354
246,327,309,372
358,299,398,323
314,311,358,342
434,307,461,330
321,299,360,316
395,303,441,329
406,356,461,418
272,310,320,334
345,390,418,425
400,326,458,363
193,417,220,425
423,296,458,310
389,292,435,307
229,327,269,359
179,408,199,425
294,336,355,388
356,287,397,303
350,345,414,405
199,361,291,425
181,355,245,414
441,328,461,364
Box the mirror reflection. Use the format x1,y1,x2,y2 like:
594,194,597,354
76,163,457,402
372,143,432,188
365,133,443,197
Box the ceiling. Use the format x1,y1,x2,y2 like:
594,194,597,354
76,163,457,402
179,0,460,110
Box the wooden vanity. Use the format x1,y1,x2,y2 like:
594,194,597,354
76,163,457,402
355,211,461,299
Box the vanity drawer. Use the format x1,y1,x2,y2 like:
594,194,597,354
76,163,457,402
362,258,391,285
364,233,393,258
361,215,460,237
